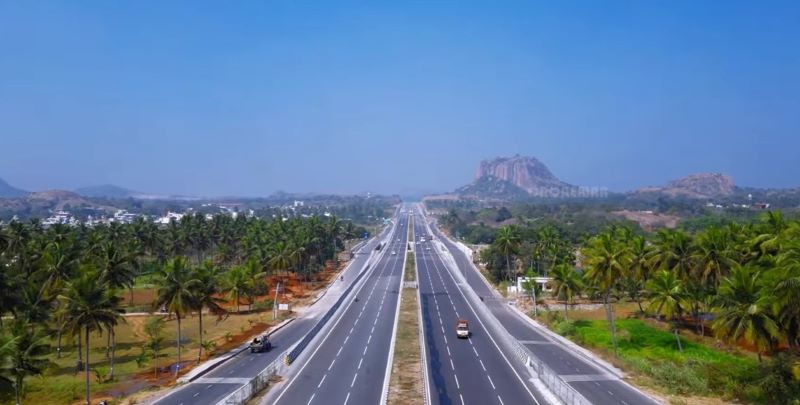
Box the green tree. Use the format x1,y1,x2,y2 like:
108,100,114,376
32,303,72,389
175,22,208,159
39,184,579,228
0,321,50,405
60,271,122,405
713,267,780,362
494,226,521,281
191,261,227,362
583,231,628,355
143,317,167,379
549,264,583,321
221,265,250,313
646,270,689,352
154,257,197,377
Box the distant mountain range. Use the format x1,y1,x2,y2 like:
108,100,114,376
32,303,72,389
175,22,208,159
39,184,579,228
74,184,142,199
0,177,27,198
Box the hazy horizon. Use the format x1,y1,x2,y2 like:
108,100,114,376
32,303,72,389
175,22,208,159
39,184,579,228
2,2,799,196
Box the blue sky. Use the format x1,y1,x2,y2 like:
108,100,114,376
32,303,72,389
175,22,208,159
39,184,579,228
1,1,798,196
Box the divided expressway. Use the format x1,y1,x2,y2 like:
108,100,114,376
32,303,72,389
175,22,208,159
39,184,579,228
153,220,393,405
413,207,545,405
426,205,659,405
154,203,658,405
269,211,410,405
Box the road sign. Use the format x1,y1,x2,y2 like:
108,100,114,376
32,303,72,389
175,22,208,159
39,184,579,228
278,303,289,311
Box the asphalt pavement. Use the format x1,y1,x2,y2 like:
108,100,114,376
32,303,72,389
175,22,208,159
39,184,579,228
414,209,546,405
427,210,659,405
268,210,410,405
151,224,391,405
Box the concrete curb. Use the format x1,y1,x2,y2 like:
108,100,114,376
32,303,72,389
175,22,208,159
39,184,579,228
177,317,297,384
380,219,408,405
266,225,396,404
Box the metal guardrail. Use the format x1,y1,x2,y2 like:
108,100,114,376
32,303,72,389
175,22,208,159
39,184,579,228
432,236,593,405
284,257,374,365
215,349,288,405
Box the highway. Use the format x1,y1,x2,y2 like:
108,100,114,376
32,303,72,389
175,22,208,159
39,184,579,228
269,209,410,405
153,223,391,405
425,207,659,405
413,207,546,405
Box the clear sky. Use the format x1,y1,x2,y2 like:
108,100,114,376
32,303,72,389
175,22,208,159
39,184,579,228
1,1,798,196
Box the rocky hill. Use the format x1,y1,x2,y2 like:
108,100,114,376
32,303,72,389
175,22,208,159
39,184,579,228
634,173,736,199
0,177,27,198
452,155,574,199
474,155,570,193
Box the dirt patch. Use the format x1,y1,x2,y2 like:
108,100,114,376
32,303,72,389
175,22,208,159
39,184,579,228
612,210,680,231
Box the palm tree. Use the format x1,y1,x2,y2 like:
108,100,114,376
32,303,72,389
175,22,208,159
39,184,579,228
648,229,694,281
647,270,689,352
143,316,167,379
692,226,737,288
712,267,779,362
191,261,226,361
494,226,521,281
154,257,197,378
60,270,122,405
583,231,628,355
549,264,583,321
772,240,800,352
221,265,250,313
0,321,50,405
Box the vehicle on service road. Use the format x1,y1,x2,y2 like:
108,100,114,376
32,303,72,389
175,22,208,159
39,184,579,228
250,335,272,353
456,319,470,339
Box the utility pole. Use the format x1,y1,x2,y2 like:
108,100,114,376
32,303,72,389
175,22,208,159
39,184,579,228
273,282,281,320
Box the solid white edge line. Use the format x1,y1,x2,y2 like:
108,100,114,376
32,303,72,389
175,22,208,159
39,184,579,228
379,209,408,405
423,216,541,405
270,221,397,405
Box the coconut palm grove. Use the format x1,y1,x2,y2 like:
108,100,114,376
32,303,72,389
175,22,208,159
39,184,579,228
0,213,368,404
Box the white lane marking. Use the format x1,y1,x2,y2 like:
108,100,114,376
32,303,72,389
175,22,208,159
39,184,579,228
498,395,505,405
343,335,350,344
337,347,343,357
487,375,496,389
367,335,372,344
205,385,212,390
621,401,629,405
454,373,460,389
608,390,614,396
358,358,363,369
350,326,354,334
318,374,327,388
351,373,358,387
450,358,455,370
343,392,351,405
480,359,486,371
472,347,479,357
447,346,451,356
363,346,368,355
328,358,336,371
306,393,316,405
193,393,199,398
460,394,465,405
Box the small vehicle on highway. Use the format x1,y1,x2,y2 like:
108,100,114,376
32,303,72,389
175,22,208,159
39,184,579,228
391,250,397,255
250,335,272,353
456,319,470,339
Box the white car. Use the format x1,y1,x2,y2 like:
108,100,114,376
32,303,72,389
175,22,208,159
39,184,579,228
391,251,397,255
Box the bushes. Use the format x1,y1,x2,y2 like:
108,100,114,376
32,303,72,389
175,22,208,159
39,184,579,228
551,317,783,402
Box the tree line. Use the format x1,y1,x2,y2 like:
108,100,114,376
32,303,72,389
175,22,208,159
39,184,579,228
0,213,364,404
479,211,800,363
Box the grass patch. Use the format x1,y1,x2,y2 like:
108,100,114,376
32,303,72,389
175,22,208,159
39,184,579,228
8,309,290,405
388,266,423,404
548,316,768,403
404,252,416,282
